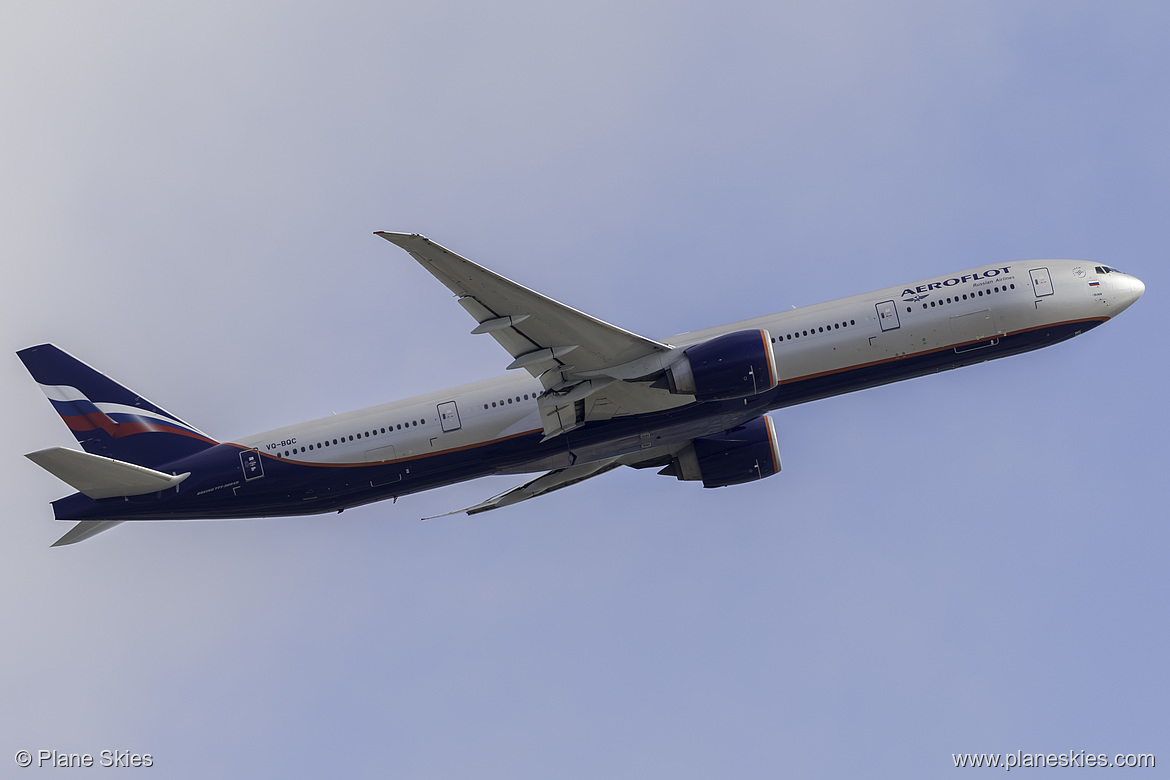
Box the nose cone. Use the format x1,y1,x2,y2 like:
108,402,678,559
1114,273,1145,314
1130,275,1146,300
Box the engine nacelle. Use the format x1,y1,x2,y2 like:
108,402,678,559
661,416,782,488
665,329,778,401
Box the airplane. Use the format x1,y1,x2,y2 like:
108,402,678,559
19,233,1145,546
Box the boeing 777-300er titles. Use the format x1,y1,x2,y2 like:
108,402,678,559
20,233,1145,546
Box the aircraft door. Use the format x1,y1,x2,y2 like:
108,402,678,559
876,300,900,331
438,401,461,432
240,449,265,481
950,309,1000,353
1030,267,1054,297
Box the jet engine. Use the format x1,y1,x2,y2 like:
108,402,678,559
663,329,778,401
659,416,782,488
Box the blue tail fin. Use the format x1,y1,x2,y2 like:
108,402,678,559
18,344,218,469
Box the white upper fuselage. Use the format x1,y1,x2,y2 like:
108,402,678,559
236,259,1143,473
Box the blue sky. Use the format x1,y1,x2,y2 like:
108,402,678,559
2,2,1166,777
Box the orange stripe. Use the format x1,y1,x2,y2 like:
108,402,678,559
764,416,781,473
237,316,1106,470
760,329,778,389
61,413,217,445
244,427,544,468
776,316,1107,387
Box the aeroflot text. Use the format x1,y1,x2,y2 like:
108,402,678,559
902,267,1012,297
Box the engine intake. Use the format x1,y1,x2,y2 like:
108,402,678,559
660,416,782,488
665,329,778,401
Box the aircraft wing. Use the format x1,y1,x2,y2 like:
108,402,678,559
422,458,624,519
423,444,687,520
376,233,675,385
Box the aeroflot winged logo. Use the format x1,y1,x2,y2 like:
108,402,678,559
901,266,1012,302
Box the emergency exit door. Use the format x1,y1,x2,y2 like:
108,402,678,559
437,401,461,432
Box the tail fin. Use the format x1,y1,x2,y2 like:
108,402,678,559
18,344,218,468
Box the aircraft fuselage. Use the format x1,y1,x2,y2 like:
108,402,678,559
43,257,1143,526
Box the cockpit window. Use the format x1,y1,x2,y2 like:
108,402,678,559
1094,265,1122,274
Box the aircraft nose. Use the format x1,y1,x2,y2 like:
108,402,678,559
1130,275,1146,301
1114,273,1145,313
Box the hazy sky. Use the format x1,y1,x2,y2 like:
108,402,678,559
2,2,1166,777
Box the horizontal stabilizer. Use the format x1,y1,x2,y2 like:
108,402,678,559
26,447,190,499
52,520,125,547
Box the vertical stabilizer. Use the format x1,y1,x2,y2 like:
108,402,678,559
17,344,218,469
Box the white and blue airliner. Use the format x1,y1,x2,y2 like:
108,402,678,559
20,233,1145,546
